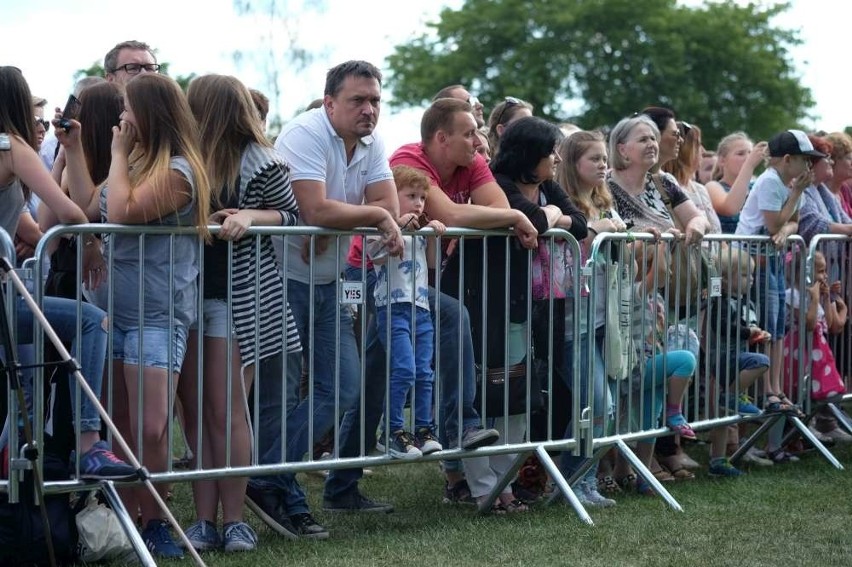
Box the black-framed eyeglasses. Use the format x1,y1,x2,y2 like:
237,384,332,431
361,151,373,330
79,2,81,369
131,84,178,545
34,117,49,130
112,63,160,75
493,96,523,127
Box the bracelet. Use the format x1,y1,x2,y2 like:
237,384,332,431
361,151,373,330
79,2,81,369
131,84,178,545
587,226,599,237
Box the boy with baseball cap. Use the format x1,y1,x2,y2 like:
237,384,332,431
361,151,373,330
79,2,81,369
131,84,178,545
734,129,823,434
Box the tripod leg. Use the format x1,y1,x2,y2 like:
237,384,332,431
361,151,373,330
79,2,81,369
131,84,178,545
0,262,57,567
1,257,207,567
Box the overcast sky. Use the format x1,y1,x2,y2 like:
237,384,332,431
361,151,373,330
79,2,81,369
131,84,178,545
3,0,846,154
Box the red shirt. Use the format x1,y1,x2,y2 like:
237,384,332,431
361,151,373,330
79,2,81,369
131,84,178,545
389,143,494,204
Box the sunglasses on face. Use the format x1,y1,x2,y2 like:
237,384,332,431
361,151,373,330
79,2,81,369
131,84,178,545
34,117,49,130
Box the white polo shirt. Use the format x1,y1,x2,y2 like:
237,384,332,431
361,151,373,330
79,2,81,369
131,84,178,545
274,108,393,284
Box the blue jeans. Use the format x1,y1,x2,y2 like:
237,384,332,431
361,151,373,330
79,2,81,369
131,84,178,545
251,279,361,514
249,350,304,511
14,296,108,433
560,329,615,474
376,304,435,432
325,284,480,499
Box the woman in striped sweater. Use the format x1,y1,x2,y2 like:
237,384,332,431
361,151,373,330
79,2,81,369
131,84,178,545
180,74,300,553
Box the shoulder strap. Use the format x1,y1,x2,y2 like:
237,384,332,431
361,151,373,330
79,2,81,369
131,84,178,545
650,173,672,207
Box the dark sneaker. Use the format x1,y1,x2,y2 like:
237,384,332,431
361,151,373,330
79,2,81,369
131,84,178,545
79,441,137,480
182,519,221,551
323,490,394,513
244,484,299,539
708,458,745,478
388,430,422,460
414,427,443,455
222,521,258,552
461,426,500,450
289,513,330,539
142,520,184,559
442,479,475,505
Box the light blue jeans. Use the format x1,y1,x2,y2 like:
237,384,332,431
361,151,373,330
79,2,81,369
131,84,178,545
13,296,108,433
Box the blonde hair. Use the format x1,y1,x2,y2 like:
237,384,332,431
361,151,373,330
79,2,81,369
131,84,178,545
711,131,751,181
187,74,270,209
556,130,612,218
124,74,210,239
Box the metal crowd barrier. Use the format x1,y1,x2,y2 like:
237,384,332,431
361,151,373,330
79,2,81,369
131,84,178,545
0,224,847,533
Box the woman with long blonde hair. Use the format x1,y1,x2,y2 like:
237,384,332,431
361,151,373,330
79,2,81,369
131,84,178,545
101,73,210,559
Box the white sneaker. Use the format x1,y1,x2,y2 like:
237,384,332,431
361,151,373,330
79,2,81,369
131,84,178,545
415,427,443,455
741,446,773,467
573,481,616,508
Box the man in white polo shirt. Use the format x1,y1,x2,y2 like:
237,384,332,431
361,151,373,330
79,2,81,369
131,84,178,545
247,60,403,539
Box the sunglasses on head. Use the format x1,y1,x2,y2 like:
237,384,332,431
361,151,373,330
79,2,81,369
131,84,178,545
493,96,524,126
677,121,693,138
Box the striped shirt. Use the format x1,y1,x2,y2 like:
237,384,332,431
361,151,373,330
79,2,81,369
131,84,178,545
231,143,301,363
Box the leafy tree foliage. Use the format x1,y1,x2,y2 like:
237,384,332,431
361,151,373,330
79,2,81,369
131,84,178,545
386,0,814,147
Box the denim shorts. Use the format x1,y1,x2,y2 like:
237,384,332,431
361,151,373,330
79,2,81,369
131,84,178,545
111,324,188,370
190,299,234,339
715,351,770,384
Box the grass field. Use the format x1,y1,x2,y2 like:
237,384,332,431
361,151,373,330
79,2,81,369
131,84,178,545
129,433,852,567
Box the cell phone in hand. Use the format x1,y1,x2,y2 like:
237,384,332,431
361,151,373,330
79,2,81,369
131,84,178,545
58,94,81,131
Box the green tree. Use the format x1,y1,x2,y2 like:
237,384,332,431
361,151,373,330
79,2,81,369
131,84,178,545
386,0,814,147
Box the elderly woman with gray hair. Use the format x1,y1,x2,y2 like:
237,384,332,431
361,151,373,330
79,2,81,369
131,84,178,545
604,114,706,495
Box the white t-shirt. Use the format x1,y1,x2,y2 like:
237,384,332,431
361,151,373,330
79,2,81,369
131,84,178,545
735,167,800,237
367,233,430,310
273,108,394,284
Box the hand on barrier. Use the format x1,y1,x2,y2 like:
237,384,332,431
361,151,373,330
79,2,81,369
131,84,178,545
512,211,538,250
211,208,253,240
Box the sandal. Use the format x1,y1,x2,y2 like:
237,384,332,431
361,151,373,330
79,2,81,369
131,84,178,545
597,476,622,495
650,457,675,482
636,477,656,497
767,449,799,464
489,502,508,515
502,498,529,513
665,414,697,440
616,473,637,491
657,454,697,481
777,393,806,419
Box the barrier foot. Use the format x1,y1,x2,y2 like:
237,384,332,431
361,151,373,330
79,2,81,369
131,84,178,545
536,446,593,525
788,416,844,470
100,481,157,567
614,439,683,512
477,451,531,515
729,413,784,465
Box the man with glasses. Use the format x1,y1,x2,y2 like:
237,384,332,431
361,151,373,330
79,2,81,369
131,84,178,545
433,84,485,128
104,40,160,85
